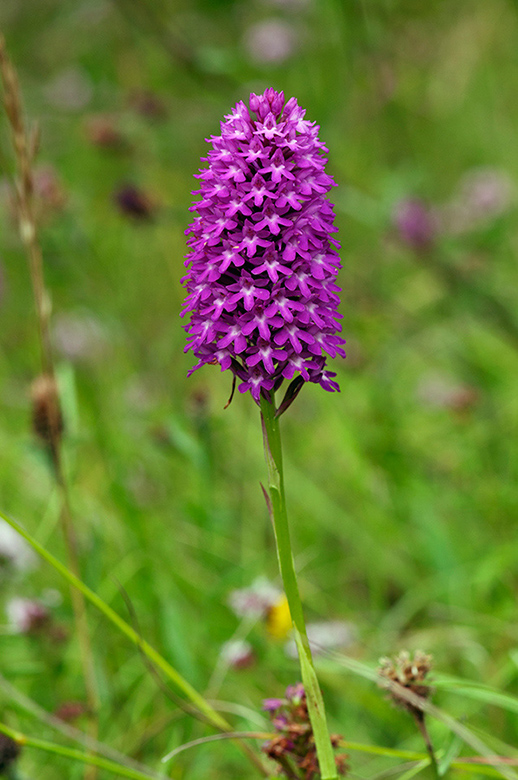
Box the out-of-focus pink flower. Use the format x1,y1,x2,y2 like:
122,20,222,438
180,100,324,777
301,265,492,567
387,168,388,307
263,697,285,711
439,168,514,235
33,164,67,216
1,165,66,226
243,20,298,64
393,198,436,251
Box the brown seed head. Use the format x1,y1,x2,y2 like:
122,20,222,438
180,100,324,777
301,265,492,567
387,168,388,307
55,700,87,722
378,650,433,714
31,373,64,445
114,184,155,220
85,114,126,149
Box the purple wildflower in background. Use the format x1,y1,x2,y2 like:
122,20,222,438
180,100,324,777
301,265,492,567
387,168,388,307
182,88,345,403
393,198,436,251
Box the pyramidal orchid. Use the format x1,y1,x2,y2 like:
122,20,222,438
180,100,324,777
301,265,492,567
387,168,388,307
182,87,345,404
182,89,345,779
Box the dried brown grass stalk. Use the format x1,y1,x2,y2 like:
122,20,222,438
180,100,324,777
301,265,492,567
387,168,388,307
0,33,100,780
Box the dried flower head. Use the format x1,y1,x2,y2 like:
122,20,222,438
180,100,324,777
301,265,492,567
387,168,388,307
31,373,63,446
55,700,87,722
378,650,433,716
262,683,347,779
114,184,155,220
128,89,167,120
0,732,20,773
182,88,345,403
85,114,126,149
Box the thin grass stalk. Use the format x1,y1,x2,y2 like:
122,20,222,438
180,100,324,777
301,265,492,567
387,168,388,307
0,672,163,778
0,722,166,780
0,509,268,777
412,714,440,780
260,393,338,780
0,34,100,780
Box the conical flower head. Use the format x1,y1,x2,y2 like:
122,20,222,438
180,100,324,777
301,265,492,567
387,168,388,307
182,89,345,402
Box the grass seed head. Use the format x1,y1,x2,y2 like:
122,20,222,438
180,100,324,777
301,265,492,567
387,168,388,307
30,373,63,445
378,650,433,715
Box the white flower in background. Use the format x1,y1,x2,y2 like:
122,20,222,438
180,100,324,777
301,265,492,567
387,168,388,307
284,620,356,658
416,374,478,412
52,311,107,362
0,520,36,574
228,577,281,618
6,597,49,634
243,20,298,64
44,67,93,112
220,639,255,669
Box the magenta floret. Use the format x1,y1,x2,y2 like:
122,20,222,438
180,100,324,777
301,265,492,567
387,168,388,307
182,89,346,402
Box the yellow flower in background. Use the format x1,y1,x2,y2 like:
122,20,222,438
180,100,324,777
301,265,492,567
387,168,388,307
266,594,292,639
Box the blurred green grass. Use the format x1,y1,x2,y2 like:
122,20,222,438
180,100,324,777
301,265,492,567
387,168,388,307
2,0,518,776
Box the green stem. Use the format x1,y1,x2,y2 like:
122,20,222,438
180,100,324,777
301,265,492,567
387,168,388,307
259,393,338,780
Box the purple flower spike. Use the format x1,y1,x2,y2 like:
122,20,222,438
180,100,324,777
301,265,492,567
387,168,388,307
182,90,346,403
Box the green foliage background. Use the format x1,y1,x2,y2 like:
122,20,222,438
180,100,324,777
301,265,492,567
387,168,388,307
1,0,518,776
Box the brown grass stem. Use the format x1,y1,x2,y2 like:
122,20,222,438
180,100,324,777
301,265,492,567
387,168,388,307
0,32,100,780
412,712,441,780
